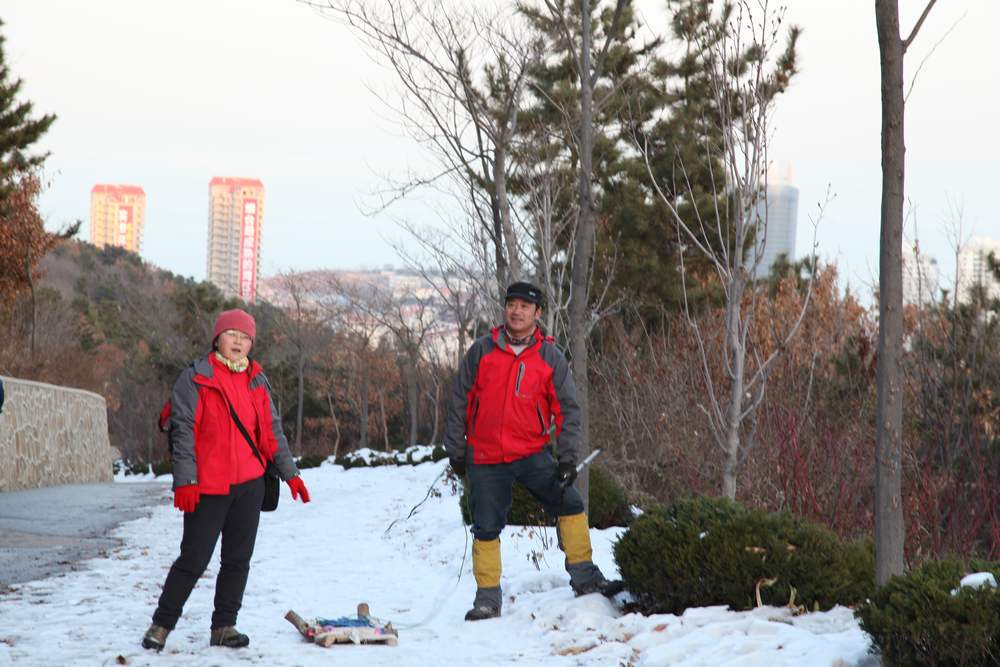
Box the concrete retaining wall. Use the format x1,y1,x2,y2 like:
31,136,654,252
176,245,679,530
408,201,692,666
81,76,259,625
0,376,114,491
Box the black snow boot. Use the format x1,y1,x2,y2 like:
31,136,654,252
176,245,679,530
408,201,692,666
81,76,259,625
464,605,501,621
210,626,250,648
572,578,624,598
141,624,170,651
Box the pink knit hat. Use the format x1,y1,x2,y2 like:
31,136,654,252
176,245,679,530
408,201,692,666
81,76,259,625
212,309,256,343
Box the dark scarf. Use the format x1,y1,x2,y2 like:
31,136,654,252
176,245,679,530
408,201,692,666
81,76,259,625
503,325,536,347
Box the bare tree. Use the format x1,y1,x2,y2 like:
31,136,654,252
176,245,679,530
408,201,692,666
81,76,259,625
307,0,542,300
270,270,328,455
314,273,383,450
389,220,485,365
327,272,442,448
874,0,938,585
638,1,810,499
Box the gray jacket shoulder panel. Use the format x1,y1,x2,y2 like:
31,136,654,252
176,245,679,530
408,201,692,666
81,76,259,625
538,341,582,466
443,334,494,462
169,365,200,489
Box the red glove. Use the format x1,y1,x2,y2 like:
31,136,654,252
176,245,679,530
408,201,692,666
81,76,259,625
174,485,200,513
287,476,310,503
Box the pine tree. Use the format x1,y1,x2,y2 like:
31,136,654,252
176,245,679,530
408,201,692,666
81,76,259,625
603,0,799,318
0,18,56,209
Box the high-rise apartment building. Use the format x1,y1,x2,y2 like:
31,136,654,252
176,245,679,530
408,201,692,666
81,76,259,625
90,184,146,253
956,237,1000,304
206,177,265,302
902,243,939,306
747,163,798,278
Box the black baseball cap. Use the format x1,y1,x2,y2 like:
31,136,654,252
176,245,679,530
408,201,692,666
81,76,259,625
505,281,544,307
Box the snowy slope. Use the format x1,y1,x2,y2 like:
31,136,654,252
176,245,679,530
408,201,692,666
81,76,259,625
0,460,875,666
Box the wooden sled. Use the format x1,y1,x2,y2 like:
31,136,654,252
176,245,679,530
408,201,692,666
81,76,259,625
285,603,399,647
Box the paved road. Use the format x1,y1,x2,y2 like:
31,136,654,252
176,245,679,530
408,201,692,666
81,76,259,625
0,482,167,588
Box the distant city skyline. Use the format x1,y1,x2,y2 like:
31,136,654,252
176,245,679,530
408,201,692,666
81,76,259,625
5,0,999,301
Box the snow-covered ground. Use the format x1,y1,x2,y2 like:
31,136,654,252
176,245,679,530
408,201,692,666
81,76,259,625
0,460,875,666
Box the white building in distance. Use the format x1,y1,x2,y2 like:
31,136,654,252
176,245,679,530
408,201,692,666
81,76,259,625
956,237,1000,304
747,162,799,279
901,243,939,306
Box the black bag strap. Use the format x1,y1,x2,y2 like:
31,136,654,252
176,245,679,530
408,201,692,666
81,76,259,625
227,402,267,471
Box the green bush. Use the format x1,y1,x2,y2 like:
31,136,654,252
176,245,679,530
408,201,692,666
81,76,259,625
588,467,633,529
613,497,874,615
336,455,367,469
150,460,172,477
458,466,631,529
431,445,448,462
856,559,1000,666
296,455,327,469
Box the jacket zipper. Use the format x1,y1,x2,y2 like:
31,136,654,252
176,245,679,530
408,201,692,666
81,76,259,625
536,404,546,436
514,362,526,396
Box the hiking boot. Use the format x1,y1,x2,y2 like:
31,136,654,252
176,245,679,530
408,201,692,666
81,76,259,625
572,578,625,598
464,605,501,621
141,624,170,651
210,626,250,648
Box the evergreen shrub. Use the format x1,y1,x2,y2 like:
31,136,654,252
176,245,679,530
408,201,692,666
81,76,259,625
296,455,326,469
613,497,874,615
459,466,631,529
150,460,172,477
855,559,1000,666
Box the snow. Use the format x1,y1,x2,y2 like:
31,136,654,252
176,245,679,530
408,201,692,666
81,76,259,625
0,460,874,666
953,572,998,595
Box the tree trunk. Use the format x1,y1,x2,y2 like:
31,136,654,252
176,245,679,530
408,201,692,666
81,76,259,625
295,349,305,455
494,138,522,282
721,279,746,499
26,252,36,361
427,380,440,446
378,390,390,451
491,188,509,300
405,353,419,447
326,394,341,459
568,0,595,514
875,0,907,586
358,354,371,449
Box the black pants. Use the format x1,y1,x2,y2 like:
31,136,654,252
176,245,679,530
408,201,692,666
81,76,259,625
153,476,264,630
466,450,584,541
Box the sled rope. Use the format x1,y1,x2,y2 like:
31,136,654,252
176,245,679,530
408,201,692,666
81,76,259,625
389,469,472,630
383,467,448,535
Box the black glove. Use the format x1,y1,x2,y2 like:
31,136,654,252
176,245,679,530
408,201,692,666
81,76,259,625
450,458,467,478
558,461,577,489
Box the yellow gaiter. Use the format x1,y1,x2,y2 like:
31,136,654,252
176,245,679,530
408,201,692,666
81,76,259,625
558,513,593,564
472,538,501,588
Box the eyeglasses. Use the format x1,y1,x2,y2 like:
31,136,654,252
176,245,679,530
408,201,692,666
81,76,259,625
221,330,252,342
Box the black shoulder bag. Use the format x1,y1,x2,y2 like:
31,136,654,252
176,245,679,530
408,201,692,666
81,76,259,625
228,404,280,512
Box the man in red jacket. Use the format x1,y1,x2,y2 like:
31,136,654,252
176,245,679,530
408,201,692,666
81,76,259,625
445,282,621,621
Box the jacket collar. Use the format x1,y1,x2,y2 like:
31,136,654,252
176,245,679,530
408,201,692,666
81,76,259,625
490,325,544,354
193,353,262,387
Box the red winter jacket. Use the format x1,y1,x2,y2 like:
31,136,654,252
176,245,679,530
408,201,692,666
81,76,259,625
444,327,582,466
166,354,298,495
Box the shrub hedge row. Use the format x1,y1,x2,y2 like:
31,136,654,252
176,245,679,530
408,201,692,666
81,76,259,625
855,559,1000,666
613,497,874,615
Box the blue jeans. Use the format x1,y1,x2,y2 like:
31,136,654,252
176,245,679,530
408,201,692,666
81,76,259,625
466,450,584,541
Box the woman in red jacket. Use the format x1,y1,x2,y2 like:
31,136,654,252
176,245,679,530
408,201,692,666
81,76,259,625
142,309,311,651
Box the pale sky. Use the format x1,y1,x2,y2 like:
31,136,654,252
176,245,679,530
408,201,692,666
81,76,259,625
5,0,999,297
